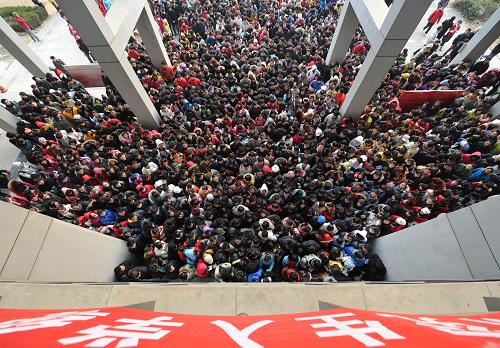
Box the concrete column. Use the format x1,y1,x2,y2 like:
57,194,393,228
326,2,358,66
58,0,161,129
0,17,49,78
340,51,395,118
136,5,171,67
489,100,500,120
340,0,433,119
100,52,161,129
450,8,500,65
0,106,18,133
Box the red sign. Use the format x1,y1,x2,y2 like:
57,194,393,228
65,64,105,87
398,90,464,112
0,307,499,347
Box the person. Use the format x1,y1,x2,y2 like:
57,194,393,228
0,84,7,93
96,0,107,16
436,16,455,40
31,0,45,9
12,12,41,43
488,42,500,59
1,0,498,284
442,28,473,56
50,56,70,76
76,37,95,63
48,0,60,11
440,20,461,49
103,0,113,11
470,57,491,76
423,7,444,34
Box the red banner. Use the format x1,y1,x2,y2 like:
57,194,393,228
0,307,499,347
398,90,464,112
65,64,105,87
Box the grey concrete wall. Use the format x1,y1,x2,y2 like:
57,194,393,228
373,195,500,281
0,281,497,315
0,201,130,282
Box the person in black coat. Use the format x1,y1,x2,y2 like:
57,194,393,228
436,16,455,40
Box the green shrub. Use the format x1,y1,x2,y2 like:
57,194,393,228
453,0,500,21
0,6,48,32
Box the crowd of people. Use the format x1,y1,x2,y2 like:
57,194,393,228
0,0,499,283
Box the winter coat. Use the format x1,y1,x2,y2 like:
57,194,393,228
427,8,443,24
98,209,117,225
468,167,492,182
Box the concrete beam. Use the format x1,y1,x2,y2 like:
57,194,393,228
340,51,395,118
107,0,146,54
58,0,161,129
450,8,500,65
0,17,49,78
349,0,385,49
57,0,114,47
0,106,18,133
489,100,500,120
326,2,359,65
99,51,161,129
136,5,171,67
340,0,434,119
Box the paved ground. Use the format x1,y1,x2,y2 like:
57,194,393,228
0,13,90,101
405,2,499,68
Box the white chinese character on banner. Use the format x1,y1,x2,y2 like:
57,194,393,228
210,320,274,348
460,318,500,326
59,316,184,348
377,314,500,339
295,313,405,347
0,310,109,334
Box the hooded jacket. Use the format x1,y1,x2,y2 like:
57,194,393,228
259,252,275,272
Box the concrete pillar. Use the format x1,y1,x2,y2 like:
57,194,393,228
450,8,500,65
339,0,433,119
489,100,500,120
326,2,358,66
100,52,161,129
0,17,49,78
136,5,171,67
57,0,160,129
0,106,18,133
340,50,395,118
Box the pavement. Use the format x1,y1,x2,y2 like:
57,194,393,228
404,2,500,68
0,13,90,102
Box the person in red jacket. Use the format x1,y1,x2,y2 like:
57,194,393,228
352,42,370,56
12,12,41,42
423,7,444,34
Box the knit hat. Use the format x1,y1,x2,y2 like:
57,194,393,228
329,260,344,272
196,260,208,277
420,207,431,215
271,164,280,173
260,184,269,196
395,217,407,226
203,253,214,265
